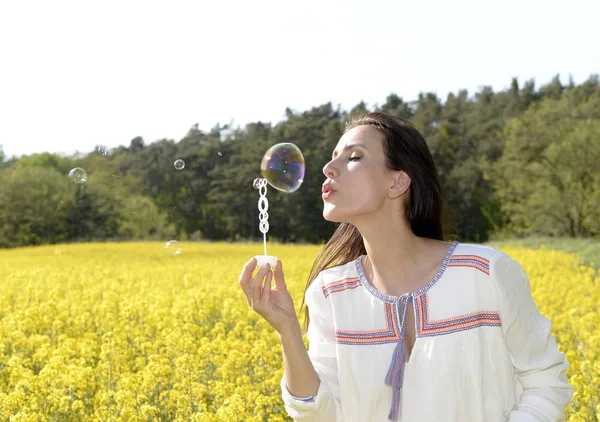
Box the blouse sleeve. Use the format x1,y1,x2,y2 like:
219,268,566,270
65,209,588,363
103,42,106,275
280,273,342,421
492,253,574,422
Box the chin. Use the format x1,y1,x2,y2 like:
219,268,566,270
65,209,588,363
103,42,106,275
323,209,346,224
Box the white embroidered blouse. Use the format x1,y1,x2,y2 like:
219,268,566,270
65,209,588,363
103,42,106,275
280,241,574,421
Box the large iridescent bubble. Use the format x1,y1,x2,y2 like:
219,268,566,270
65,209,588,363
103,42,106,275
260,143,305,193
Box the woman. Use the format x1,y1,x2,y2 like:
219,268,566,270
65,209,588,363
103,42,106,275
238,112,574,421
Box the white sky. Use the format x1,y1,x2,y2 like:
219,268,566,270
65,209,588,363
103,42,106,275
0,0,598,159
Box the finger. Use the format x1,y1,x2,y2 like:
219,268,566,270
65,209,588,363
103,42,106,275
239,257,258,298
262,270,273,304
239,257,258,286
251,263,271,308
273,260,286,290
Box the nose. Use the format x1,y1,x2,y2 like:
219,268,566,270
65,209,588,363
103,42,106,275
322,159,336,178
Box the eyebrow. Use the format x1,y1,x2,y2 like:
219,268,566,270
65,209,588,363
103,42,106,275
331,143,367,159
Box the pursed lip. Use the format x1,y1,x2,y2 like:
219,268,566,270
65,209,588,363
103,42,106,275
321,185,337,193
322,190,336,200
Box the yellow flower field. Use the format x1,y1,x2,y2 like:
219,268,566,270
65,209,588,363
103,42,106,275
0,242,598,421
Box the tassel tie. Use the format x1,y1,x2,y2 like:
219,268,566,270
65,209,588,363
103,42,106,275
385,294,410,421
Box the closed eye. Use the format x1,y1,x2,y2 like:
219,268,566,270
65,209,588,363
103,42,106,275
349,156,362,162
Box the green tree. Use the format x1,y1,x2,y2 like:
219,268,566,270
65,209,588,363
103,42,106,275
117,195,175,239
483,86,600,237
377,94,414,120
0,167,71,247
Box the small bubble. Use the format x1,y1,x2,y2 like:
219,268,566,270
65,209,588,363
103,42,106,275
69,168,87,184
165,240,182,256
217,151,223,157
174,159,185,170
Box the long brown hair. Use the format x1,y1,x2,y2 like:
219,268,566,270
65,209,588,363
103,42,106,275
299,112,457,332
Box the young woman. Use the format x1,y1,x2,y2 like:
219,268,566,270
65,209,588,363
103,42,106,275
239,112,574,421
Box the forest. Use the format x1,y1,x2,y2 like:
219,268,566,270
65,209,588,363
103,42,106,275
1,74,598,249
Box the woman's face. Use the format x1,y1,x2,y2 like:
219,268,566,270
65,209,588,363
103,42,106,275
322,125,403,224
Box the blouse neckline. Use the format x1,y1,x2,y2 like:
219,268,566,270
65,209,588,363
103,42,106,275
354,240,460,303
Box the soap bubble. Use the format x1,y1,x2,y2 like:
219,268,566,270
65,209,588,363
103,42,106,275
97,145,109,156
165,240,182,256
174,159,185,170
69,168,87,184
260,142,305,193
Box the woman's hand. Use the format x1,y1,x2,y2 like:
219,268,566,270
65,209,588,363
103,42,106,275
239,258,299,335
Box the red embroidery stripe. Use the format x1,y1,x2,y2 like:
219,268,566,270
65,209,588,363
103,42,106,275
450,254,490,265
322,277,362,298
325,277,360,288
447,261,489,275
322,278,361,298
420,318,500,335
336,335,400,344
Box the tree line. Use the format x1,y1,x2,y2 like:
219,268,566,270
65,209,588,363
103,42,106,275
0,74,598,249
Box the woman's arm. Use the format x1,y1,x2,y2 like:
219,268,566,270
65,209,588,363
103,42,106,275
280,273,342,421
492,253,574,421
280,320,320,398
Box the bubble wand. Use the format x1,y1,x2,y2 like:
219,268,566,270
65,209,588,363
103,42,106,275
253,142,305,270
253,178,277,269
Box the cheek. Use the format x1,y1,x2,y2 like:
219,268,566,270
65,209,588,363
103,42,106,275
324,186,383,214
354,188,384,209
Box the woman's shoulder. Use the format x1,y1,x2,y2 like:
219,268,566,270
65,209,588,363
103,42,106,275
308,259,361,299
451,242,526,293
453,242,509,265
315,257,359,277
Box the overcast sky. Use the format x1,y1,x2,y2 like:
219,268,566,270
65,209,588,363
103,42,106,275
0,0,598,159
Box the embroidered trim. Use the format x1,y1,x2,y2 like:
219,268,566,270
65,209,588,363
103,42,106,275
335,302,401,345
415,292,500,337
322,277,361,299
354,240,460,303
321,243,499,345
447,254,490,275
288,383,318,403
290,395,316,403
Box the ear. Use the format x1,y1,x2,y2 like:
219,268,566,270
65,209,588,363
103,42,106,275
389,171,411,199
